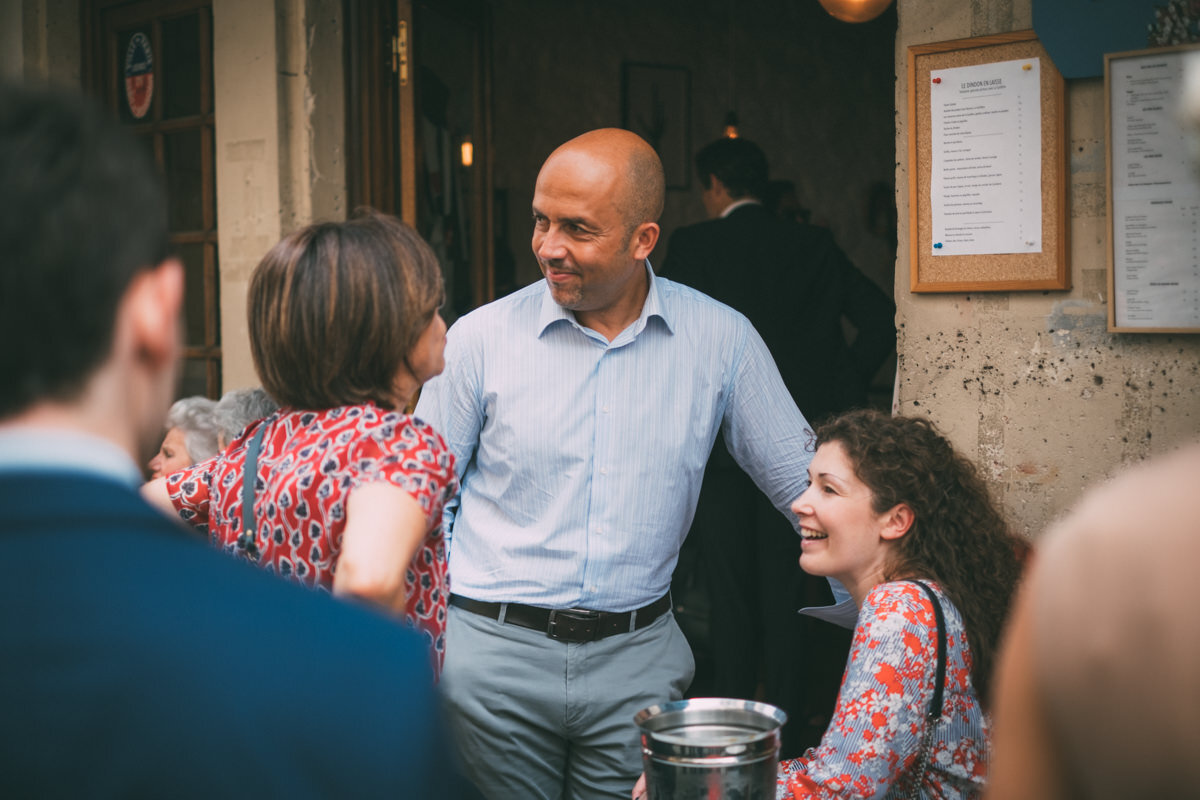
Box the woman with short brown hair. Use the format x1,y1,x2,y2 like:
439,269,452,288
145,210,456,674
248,211,444,411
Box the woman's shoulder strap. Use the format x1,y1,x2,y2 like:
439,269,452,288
903,579,947,722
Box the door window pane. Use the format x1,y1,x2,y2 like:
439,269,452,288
161,13,202,119
165,129,204,231
133,131,156,165
178,357,210,398
176,242,207,347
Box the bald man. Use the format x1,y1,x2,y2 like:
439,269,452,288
416,129,815,799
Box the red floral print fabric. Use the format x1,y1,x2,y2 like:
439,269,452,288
167,403,457,674
777,581,988,799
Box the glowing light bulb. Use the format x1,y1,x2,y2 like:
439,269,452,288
817,0,892,23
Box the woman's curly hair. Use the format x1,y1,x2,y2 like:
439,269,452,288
816,409,1023,705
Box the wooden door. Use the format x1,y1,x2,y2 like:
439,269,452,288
346,0,494,323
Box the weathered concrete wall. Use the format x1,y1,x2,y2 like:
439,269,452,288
276,0,346,232
213,0,345,391
895,0,1200,537
213,0,283,392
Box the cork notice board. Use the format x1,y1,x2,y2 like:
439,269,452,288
908,31,1069,293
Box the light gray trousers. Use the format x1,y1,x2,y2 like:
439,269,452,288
441,603,695,800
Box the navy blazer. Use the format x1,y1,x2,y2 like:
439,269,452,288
663,203,896,426
1,471,479,799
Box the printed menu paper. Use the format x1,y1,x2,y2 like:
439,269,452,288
1110,50,1200,329
930,58,1043,256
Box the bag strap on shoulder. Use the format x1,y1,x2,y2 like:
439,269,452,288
907,579,947,722
236,424,267,562
899,578,948,800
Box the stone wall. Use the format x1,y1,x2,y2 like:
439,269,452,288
894,0,1200,537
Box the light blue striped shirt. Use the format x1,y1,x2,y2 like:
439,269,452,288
415,265,815,612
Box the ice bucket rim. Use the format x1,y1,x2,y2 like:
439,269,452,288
633,696,788,729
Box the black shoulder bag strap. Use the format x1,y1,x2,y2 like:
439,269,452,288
901,579,947,800
236,424,267,563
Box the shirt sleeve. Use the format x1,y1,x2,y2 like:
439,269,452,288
721,317,815,523
778,583,940,800
166,459,214,530
351,417,459,527
413,318,486,539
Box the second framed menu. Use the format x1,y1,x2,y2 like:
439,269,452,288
1106,44,1200,333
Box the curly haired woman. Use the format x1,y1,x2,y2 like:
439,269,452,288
776,409,1024,799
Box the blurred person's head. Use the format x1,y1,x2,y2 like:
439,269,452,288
694,137,769,218
214,387,279,448
792,409,1021,703
249,210,445,411
989,442,1200,800
0,82,181,459
148,396,219,479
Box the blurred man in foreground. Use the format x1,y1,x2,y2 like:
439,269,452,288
0,82,476,798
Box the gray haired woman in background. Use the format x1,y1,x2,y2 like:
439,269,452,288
214,387,279,449
148,396,220,480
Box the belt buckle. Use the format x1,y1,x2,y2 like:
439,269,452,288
547,607,600,643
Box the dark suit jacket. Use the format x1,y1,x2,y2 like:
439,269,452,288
662,203,896,427
0,470,479,799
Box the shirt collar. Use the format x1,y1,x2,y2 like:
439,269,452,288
720,198,762,218
0,426,144,487
536,261,674,339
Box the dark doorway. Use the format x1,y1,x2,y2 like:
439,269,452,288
346,0,494,324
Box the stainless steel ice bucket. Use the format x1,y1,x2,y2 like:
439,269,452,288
634,697,786,800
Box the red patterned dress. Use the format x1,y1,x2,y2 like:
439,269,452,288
777,581,988,799
166,403,457,674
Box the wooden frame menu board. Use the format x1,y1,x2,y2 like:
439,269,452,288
907,31,1069,293
1106,44,1200,334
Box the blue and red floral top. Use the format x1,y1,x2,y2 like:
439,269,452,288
777,581,988,799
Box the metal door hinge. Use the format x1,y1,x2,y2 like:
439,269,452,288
392,21,408,84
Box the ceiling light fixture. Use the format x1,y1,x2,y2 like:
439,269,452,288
817,0,892,23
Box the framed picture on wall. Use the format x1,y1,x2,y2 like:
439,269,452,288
622,62,691,189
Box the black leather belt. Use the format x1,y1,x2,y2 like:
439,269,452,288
449,593,671,643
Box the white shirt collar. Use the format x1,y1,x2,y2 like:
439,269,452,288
536,261,673,339
720,198,762,218
0,427,143,487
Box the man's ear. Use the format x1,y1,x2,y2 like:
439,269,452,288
629,221,660,261
879,502,915,541
125,258,184,367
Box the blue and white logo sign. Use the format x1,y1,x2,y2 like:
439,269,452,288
124,32,154,120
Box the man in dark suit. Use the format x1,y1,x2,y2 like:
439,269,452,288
0,83,478,798
662,136,895,757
